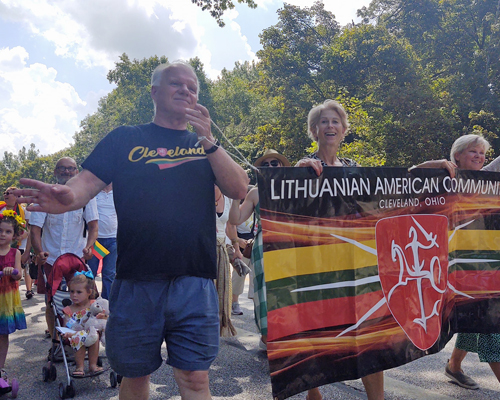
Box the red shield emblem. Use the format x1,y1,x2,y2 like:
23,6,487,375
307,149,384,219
157,148,168,157
376,215,449,350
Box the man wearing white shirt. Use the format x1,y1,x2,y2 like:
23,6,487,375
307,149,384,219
88,183,117,299
30,157,98,338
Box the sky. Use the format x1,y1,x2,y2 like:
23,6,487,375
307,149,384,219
0,0,371,157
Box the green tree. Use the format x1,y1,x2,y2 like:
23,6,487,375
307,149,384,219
321,24,459,165
256,1,453,166
210,61,280,163
256,2,349,163
0,144,56,193
359,0,500,133
191,0,257,27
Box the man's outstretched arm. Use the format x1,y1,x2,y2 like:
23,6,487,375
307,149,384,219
16,170,107,214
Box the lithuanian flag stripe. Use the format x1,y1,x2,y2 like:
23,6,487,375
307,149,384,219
265,250,500,311
264,230,500,282
263,240,378,282
92,240,110,260
267,291,390,341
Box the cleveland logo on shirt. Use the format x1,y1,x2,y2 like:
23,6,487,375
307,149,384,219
128,146,206,169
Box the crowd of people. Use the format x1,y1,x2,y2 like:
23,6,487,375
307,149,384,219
0,60,496,400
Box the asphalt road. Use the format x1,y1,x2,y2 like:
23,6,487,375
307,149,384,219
5,277,500,399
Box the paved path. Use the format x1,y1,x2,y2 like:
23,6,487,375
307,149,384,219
6,277,500,399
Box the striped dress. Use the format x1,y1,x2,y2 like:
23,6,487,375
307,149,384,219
0,248,26,335
455,157,500,362
252,202,267,336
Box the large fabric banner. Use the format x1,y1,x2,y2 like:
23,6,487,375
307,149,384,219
257,167,500,400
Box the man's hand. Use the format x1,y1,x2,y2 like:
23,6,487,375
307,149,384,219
36,251,49,266
82,246,93,261
185,104,215,150
15,178,76,213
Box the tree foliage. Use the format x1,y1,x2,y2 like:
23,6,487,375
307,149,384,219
191,0,257,27
4,0,500,184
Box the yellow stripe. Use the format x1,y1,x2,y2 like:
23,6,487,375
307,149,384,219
449,229,500,252
264,240,378,282
94,240,110,255
264,230,500,282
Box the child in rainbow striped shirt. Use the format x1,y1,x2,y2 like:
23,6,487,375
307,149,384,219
0,210,26,391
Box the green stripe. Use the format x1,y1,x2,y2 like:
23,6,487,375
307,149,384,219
94,247,107,257
266,250,500,312
449,250,500,272
266,265,381,312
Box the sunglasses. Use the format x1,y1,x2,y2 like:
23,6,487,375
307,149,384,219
261,160,281,167
55,166,77,172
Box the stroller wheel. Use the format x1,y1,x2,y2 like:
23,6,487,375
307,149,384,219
110,371,117,388
10,378,18,398
42,366,50,382
58,382,65,399
66,380,76,398
49,364,57,381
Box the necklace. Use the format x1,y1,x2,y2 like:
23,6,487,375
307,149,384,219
215,193,223,206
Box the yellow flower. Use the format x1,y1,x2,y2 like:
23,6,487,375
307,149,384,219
0,210,26,230
2,210,16,218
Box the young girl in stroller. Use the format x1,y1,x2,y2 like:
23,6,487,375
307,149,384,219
61,273,106,376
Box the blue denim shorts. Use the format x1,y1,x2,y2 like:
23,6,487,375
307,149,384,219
106,276,219,378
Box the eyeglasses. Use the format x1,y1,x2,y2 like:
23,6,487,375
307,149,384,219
261,160,281,167
55,166,77,172
3,192,12,196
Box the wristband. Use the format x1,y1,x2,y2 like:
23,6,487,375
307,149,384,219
204,139,220,155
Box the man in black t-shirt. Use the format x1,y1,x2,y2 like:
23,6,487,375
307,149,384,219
16,61,248,400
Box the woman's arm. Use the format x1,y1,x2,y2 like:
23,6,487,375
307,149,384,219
409,160,457,177
228,188,258,225
226,223,243,260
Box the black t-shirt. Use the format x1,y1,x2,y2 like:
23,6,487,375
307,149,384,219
82,123,217,280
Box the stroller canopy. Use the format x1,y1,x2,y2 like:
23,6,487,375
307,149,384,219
46,253,88,298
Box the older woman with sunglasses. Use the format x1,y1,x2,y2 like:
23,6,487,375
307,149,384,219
229,149,290,348
0,188,25,220
296,100,384,400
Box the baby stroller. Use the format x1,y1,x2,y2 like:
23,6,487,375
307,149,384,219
41,253,117,399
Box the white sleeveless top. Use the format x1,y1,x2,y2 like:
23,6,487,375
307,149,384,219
216,196,232,240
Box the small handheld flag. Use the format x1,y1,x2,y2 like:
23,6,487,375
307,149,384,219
92,240,110,260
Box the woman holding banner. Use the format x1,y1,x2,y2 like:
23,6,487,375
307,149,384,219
415,134,500,389
295,100,384,400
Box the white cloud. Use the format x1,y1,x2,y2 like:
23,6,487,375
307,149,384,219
0,0,371,156
0,0,199,71
0,0,258,80
0,46,86,155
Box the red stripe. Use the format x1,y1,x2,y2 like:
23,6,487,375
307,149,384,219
92,248,104,260
450,270,500,292
267,291,390,341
